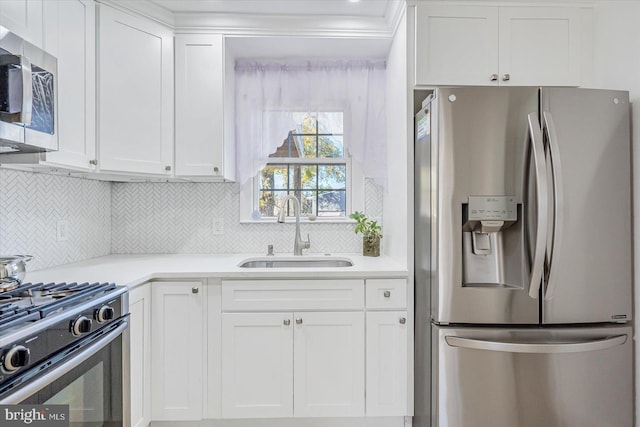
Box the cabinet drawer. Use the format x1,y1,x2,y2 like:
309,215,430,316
222,280,364,311
366,279,407,309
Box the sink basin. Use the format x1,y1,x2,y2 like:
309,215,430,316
238,256,354,268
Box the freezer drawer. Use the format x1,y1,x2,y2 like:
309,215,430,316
432,325,633,427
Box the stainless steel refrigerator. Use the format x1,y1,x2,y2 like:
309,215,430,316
414,87,633,427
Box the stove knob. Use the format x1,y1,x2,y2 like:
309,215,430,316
95,306,115,323
4,345,30,372
71,316,92,336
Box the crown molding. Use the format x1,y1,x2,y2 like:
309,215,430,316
97,0,401,38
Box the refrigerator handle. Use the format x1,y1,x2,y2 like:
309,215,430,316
542,112,563,301
526,113,549,299
445,334,627,354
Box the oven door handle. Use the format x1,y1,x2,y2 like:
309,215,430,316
0,320,128,404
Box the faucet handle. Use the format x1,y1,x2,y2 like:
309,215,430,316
267,244,274,256
304,234,311,250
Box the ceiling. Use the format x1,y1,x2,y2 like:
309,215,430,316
146,0,395,18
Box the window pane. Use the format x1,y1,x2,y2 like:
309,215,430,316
299,190,315,216
300,115,317,133
318,135,343,158
259,190,291,217
317,112,343,134
261,165,288,189
269,135,292,158
317,190,346,217
289,165,317,190
318,165,346,190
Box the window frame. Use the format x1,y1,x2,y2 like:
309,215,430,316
240,156,364,224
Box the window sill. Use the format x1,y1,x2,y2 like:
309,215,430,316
240,218,357,225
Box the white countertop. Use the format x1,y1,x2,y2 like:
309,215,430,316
23,254,408,289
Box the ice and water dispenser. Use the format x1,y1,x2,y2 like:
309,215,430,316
462,196,525,288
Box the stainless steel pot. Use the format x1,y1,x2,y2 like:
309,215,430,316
0,255,34,290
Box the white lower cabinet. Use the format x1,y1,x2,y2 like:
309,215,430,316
294,312,365,417
221,311,365,419
151,281,204,421
129,284,151,427
366,311,408,416
221,313,294,418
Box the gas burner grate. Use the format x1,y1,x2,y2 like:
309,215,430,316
0,282,117,329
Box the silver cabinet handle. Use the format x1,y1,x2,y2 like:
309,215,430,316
542,112,563,301
490,73,498,81
445,335,627,354
192,287,199,294
89,159,98,166
526,112,549,299
502,73,511,81
283,319,291,326
296,318,303,325
399,317,406,324
383,290,391,298
165,165,172,171
213,166,219,173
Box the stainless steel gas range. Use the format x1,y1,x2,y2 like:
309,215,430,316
0,282,129,426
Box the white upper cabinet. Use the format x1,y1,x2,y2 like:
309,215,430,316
175,34,234,180
498,7,581,87
97,4,174,175
416,6,499,86
42,0,96,171
415,5,582,87
0,0,43,47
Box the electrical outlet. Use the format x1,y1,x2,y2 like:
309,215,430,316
212,218,224,235
56,220,69,242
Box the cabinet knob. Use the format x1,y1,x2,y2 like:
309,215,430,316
383,290,391,298
490,74,498,81
192,287,199,294
89,159,98,166
399,317,406,325
165,165,172,171
213,166,219,173
502,74,511,81
283,319,291,326
296,318,303,325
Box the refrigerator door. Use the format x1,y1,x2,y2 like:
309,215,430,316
432,87,540,324
541,88,632,324
433,325,633,427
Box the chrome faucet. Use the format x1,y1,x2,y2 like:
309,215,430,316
277,194,311,256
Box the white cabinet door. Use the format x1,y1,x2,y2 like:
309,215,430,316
365,311,408,416
129,284,151,427
42,0,96,171
293,312,365,417
97,5,173,175
499,7,581,86
221,312,294,419
175,34,227,178
0,0,43,47
151,282,203,421
415,5,499,86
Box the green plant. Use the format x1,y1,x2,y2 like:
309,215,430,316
349,211,382,238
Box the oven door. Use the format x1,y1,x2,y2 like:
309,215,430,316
0,319,130,427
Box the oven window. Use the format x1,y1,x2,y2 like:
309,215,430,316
21,335,123,427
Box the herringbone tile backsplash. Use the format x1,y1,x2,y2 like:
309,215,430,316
111,179,383,255
0,170,383,270
0,169,111,271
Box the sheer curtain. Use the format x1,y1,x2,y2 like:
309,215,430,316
235,59,387,187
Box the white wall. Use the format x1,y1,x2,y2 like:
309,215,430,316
590,1,640,420
383,6,409,268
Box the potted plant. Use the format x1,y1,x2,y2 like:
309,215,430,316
349,211,382,257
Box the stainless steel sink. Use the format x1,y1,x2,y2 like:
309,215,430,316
238,256,354,268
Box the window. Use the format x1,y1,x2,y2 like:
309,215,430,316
256,112,351,219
